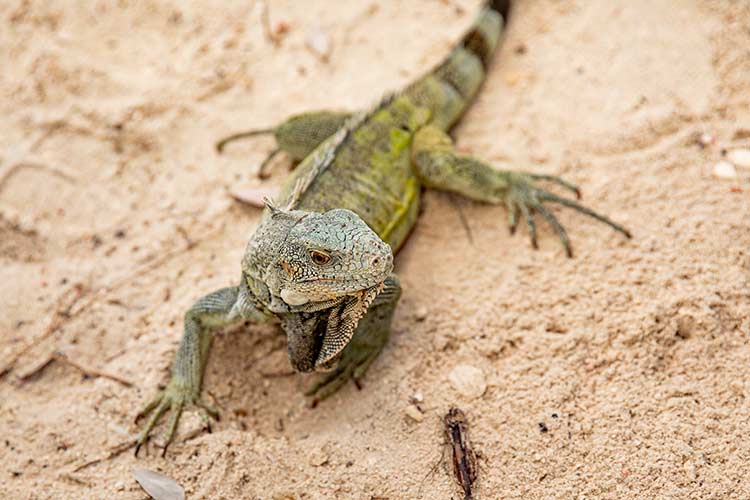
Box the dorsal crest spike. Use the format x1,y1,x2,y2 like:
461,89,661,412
263,197,282,216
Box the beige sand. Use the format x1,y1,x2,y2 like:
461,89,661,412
2,0,749,498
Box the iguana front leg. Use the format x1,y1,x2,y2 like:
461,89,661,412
216,110,352,178
411,125,630,257
305,274,402,401
135,280,267,456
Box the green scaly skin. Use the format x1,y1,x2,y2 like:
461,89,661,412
136,0,630,456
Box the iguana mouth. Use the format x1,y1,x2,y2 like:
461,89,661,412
298,277,337,283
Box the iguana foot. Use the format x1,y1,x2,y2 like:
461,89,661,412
216,110,351,178
504,172,631,257
134,379,218,457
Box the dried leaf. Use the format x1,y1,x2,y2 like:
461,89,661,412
133,467,185,500
230,185,281,208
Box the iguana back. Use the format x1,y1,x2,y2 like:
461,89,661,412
278,1,510,252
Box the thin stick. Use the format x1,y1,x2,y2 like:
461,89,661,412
15,351,133,387
261,0,282,46
71,439,137,473
54,351,134,387
0,161,77,194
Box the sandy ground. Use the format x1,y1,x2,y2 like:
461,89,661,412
1,0,749,498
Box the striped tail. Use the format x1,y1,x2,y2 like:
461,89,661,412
407,0,511,130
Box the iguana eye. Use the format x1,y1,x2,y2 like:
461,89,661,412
309,250,331,265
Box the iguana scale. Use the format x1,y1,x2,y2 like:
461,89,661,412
135,0,630,455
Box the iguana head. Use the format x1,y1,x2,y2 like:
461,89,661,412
278,208,392,303
244,204,393,310
243,205,393,371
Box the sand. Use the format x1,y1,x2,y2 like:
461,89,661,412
1,0,749,498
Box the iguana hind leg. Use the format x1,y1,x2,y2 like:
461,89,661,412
216,110,351,178
135,282,264,456
411,125,630,257
306,274,401,402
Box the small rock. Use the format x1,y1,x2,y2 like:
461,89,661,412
411,391,424,403
114,480,126,491
675,314,695,339
308,448,329,466
696,132,714,147
729,380,745,397
448,364,486,400
712,160,737,179
433,332,450,351
404,405,424,422
728,148,750,169
305,26,331,62
274,21,291,36
414,306,428,322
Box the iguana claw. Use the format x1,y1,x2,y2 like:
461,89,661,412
134,379,218,457
505,172,631,257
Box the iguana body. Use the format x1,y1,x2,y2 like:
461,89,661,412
136,0,629,455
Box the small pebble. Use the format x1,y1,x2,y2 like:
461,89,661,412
404,405,424,422
305,26,331,62
728,148,750,169
729,380,745,397
697,132,714,147
448,364,486,400
414,306,428,322
712,160,737,179
308,448,329,466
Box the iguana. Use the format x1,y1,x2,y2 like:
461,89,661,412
135,0,630,455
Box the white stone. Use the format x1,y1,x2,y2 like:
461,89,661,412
308,448,329,466
712,160,737,179
448,364,486,400
404,405,424,422
728,149,750,169
698,132,714,147
414,306,428,321
305,27,331,61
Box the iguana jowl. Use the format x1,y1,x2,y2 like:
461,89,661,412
136,0,630,455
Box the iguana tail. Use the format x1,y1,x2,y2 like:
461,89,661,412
406,0,511,130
